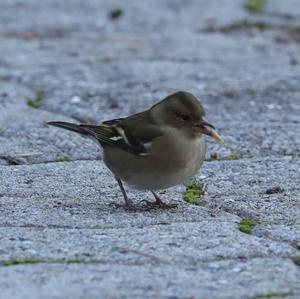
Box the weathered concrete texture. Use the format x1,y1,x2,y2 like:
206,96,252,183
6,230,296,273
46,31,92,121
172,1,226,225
0,0,300,298
0,157,300,298
0,0,248,33
0,223,295,264
1,259,300,299
202,156,300,243
203,157,300,221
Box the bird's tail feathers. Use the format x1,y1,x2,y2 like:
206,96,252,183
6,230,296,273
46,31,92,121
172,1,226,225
78,124,116,146
47,121,89,136
47,121,115,146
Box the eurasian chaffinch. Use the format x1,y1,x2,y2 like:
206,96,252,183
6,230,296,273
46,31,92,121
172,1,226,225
48,91,223,210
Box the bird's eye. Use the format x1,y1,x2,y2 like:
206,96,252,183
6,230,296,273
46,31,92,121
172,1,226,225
180,114,191,121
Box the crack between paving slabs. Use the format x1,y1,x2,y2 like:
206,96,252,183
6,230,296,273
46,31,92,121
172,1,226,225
0,255,296,268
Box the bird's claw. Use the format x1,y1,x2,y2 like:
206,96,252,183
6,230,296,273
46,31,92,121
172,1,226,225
140,199,178,210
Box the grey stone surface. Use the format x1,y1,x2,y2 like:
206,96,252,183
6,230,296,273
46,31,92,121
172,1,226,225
0,158,300,298
1,259,300,299
0,0,300,298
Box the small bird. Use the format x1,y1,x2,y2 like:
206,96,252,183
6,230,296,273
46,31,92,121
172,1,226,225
47,91,223,210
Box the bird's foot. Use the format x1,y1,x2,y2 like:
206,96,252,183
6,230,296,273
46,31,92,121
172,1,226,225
141,199,178,210
123,202,142,211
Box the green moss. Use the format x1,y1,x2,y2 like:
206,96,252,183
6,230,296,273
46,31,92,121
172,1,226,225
203,21,270,33
245,0,266,13
3,259,47,266
183,181,206,206
65,258,99,264
26,90,46,109
35,90,46,101
291,151,300,157
27,99,41,109
239,219,257,234
292,256,300,267
2,258,100,267
56,156,71,162
291,241,300,250
206,155,241,162
290,26,300,34
110,8,123,19
254,291,297,298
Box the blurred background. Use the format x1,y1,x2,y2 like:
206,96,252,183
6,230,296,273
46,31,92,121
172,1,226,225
0,0,299,164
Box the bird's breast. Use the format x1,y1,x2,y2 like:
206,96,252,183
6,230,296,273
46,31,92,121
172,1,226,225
103,133,206,190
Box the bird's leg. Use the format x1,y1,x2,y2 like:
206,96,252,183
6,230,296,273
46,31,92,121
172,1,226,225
152,191,178,208
116,178,130,205
111,178,138,211
141,191,177,209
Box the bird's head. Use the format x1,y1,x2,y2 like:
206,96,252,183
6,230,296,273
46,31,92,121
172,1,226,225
150,91,224,143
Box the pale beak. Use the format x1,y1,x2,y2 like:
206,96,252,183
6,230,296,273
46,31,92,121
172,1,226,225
194,120,224,143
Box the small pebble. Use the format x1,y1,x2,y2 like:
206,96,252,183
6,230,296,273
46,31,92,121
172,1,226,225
110,8,123,19
265,186,285,194
71,96,81,104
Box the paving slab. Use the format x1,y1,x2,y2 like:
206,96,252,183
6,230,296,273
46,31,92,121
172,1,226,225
1,157,300,298
1,259,300,299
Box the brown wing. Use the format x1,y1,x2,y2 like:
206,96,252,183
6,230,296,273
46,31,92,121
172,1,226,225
48,112,163,156
101,111,163,155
